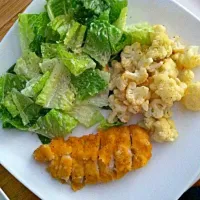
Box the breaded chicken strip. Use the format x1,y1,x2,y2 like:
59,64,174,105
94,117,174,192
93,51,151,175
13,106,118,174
34,125,152,191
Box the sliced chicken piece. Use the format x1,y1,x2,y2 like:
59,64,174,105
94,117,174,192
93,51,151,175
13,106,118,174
34,144,55,162
69,137,85,191
83,134,100,184
114,126,132,179
98,128,117,182
129,125,152,170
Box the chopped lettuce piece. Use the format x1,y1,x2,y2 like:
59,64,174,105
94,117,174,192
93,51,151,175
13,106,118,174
38,134,51,144
30,109,78,138
98,119,124,130
39,58,58,73
46,0,68,20
41,43,59,59
58,46,96,76
0,73,26,104
36,60,74,111
21,71,50,98
83,21,111,66
11,89,41,126
14,52,41,79
0,106,28,130
126,22,154,45
7,63,16,74
4,93,19,118
18,13,50,53
64,22,86,51
113,7,128,30
64,21,79,44
65,0,109,25
73,25,87,50
71,68,107,100
68,105,104,128
77,91,109,108
98,70,110,84
83,20,129,66
49,15,72,40
106,0,128,24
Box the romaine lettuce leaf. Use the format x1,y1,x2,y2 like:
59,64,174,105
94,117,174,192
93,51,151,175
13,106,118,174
76,90,109,108
98,119,124,130
49,15,72,40
38,134,51,144
4,93,19,118
106,0,128,24
19,13,50,53
83,21,111,66
39,58,58,73
21,71,50,98
65,0,109,25
58,46,96,76
46,0,68,20
14,52,41,79
0,73,26,104
30,109,78,138
68,105,104,128
113,7,128,30
83,20,129,66
126,22,154,45
41,43,59,59
0,106,28,130
36,60,75,111
11,89,41,126
64,22,87,51
71,68,108,100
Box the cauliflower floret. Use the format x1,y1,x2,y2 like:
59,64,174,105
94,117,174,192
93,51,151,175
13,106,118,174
121,43,144,71
109,75,128,91
122,68,148,85
172,36,185,53
147,25,173,60
144,117,178,143
145,99,172,119
109,61,127,91
150,74,187,105
178,69,194,84
172,46,200,69
137,57,154,68
108,95,130,123
147,61,163,73
181,82,200,111
157,58,179,78
126,82,150,113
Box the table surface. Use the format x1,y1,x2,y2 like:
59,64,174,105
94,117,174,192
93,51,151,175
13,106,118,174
0,0,200,200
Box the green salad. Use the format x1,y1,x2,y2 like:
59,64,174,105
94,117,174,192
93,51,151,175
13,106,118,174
0,0,152,142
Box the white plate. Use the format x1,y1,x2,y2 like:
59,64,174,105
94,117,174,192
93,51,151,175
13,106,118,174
1,0,200,200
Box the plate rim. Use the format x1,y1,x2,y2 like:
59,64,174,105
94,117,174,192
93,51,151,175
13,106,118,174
1,0,200,200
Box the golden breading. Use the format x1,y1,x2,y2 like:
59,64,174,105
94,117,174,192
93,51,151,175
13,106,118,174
34,145,55,162
33,125,152,191
69,137,85,191
83,134,100,184
98,129,116,182
114,126,132,179
129,125,152,170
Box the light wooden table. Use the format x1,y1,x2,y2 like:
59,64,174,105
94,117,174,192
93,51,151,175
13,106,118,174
0,1,200,200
